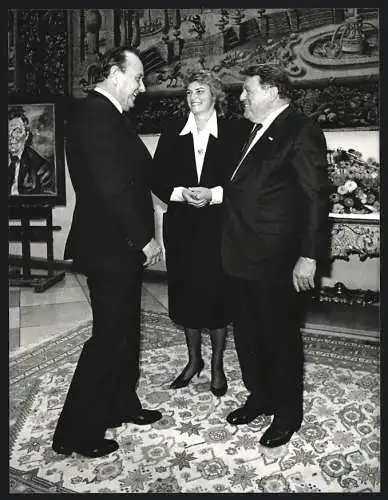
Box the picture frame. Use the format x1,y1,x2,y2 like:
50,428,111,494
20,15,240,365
8,101,66,207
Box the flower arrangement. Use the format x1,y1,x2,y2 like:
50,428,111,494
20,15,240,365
327,148,380,215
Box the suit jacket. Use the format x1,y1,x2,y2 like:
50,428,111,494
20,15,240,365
151,118,249,202
9,146,55,195
64,91,155,273
222,107,330,279
151,118,249,279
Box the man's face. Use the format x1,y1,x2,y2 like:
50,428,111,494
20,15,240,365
9,117,28,156
186,81,215,116
240,76,273,123
115,52,146,111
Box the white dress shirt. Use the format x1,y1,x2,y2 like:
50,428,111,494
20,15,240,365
171,111,222,204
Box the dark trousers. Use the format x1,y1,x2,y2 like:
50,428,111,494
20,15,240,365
53,266,143,446
230,266,305,429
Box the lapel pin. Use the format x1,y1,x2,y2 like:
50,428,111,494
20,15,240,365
268,136,274,141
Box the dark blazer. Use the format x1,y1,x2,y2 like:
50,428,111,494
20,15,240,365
222,107,329,279
11,146,55,195
152,118,249,280
64,91,155,273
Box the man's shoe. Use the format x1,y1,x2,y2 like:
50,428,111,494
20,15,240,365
52,438,119,458
259,423,295,448
226,405,273,425
108,409,162,428
126,409,162,425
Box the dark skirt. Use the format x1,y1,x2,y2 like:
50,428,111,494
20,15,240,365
168,275,231,329
163,203,230,329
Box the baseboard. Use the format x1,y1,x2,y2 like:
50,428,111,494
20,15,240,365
9,255,379,341
8,254,167,280
302,323,379,342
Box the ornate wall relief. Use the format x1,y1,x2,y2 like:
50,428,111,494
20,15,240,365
8,10,69,99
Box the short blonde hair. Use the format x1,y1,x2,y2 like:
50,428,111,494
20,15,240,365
185,70,227,117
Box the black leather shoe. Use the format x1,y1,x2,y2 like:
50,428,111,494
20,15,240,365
259,423,295,448
169,359,205,389
52,438,119,458
108,409,162,427
226,405,273,425
126,409,162,425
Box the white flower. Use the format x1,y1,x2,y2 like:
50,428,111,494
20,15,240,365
332,203,345,213
337,184,348,195
344,180,358,193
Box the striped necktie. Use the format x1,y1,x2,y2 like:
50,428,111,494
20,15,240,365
230,123,263,180
239,122,263,161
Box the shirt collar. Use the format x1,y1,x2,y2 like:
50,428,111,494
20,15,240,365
260,103,289,129
9,152,21,162
94,87,123,114
179,110,218,138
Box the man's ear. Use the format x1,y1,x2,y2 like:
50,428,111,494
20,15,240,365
267,86,278,102
109,64,120,82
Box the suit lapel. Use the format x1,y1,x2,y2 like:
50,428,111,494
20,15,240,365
231,107,294,184
179,133,200,186
199,133,218,184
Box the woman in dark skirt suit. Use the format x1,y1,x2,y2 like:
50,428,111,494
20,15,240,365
151,70,248,396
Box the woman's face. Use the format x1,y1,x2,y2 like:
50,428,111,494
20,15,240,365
186,81,215,116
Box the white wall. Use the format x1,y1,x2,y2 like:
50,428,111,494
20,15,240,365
10,130,380,289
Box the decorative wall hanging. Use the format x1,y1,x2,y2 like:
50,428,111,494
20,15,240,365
69,7,379,132
8,9,69,99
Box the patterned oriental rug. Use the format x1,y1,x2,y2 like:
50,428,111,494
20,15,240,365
10,311,380,494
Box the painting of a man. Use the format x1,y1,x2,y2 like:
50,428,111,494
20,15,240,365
8,106,56,196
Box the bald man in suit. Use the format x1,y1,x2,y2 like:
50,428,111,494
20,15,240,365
52,46,163,458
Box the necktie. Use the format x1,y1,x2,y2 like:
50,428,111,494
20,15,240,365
239,122,263,161
8,155,18,195
230,123,263,180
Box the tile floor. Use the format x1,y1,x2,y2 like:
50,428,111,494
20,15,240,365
9,271,169,353
9,270,379,353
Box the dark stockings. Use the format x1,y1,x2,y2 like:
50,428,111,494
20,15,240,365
180,328,203,380
209,327,227,389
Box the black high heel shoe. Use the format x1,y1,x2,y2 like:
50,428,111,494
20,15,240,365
210,372,228,397
169,359,205,389
210,380,228,397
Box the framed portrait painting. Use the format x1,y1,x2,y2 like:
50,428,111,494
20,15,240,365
8,102,66,206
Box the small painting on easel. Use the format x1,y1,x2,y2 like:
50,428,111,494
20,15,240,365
8,102,66,206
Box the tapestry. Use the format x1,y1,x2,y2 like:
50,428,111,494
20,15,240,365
10,311,380,493
68,8,379,131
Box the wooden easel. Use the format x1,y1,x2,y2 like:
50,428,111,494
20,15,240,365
8,205,65,292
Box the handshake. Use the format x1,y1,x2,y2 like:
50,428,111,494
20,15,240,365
182,186,212,208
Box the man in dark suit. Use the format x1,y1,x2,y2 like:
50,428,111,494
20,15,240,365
222,65,329,447
52,46,163,458
8,107,55,196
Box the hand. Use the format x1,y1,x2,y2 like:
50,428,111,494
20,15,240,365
182,187,207,208
292,256,316,292
188,186,212,206
142,238,163,267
